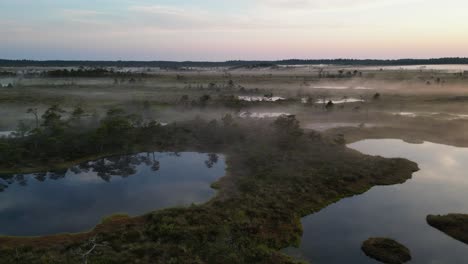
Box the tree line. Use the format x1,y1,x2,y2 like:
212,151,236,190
0,105,306,173
44,68,148,78
2,57,468,68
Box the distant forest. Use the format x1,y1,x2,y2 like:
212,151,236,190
1,58,468,68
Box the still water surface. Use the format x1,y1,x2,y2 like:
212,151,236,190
287,139,468,263
0,152,225,236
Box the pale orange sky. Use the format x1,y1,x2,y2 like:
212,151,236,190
1,0,467,60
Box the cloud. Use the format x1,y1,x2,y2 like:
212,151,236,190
0,20,34,34
256,0,419,11
128,5,213,28
128,5,189,16
60,9,105,17
128,4,258,31
126,3,348,32
57,8,117,27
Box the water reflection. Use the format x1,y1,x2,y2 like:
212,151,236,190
0,131,15,138
315,98,365,104
305,122,378,132
288,140,468,264
0,152,225,236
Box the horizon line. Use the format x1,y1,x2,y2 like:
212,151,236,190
2,57,468,63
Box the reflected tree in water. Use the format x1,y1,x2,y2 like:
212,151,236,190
0,152,218,191
72,152,163,182
0,174,28,191
205,153,219,168
33,172,47,182
0,170,67,191
48,169,67,180
75,155,143,182
5,174,27,186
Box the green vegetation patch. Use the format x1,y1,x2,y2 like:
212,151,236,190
361,238,412,264
427,214,468,244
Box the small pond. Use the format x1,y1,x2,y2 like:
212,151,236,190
305,122,378,132
309,86,373,90
239,112,291,119
0,152,225,236
0,131,15,138
315,98,365,104
285,139,468,263
238,96,285,102
0,78,16,87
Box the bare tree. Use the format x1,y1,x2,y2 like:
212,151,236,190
72,236,109,264
26,108,39,129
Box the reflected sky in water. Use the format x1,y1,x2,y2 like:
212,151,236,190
0,152,225,236
0,78,15,86
288,139,468,264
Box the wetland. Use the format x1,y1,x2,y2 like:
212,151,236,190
0,63,468,263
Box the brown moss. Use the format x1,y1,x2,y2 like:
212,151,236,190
0,215,146,249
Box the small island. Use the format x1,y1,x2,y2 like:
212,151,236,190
361,238,412,264
427,214,468,244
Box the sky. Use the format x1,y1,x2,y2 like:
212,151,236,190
1,0,468,61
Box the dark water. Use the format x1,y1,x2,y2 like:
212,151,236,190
0,152,225,236
286,139,468,263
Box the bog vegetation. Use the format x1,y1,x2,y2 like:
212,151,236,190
0,104,418,263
